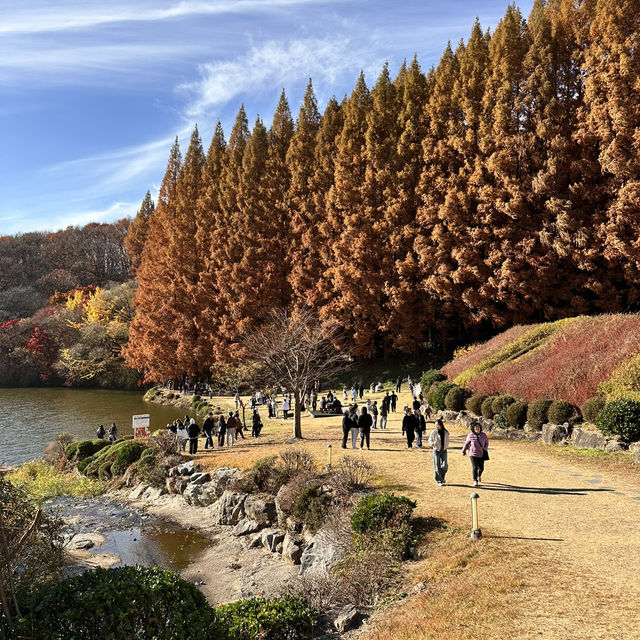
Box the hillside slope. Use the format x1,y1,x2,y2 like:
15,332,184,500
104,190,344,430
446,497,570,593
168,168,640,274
442,314,640,406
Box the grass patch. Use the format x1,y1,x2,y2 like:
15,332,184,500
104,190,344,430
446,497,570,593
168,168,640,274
8,461,105,502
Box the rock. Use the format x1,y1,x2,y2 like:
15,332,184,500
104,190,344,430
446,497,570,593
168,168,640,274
334,605,358,633
143,487,166,501
128,484,149,500
629,441,640,455
189,472,211,485
244,495,277,525
634,448,640,465
248,533,263,548
183,484,204,506
571,428,607,450
71,538,94,550
541,423,569,445
456,412,475,429
210,467,241,497
175,478,190,495
178,460,196,476
261,528,285,552
275,542,283,554
605,439,624,453
232,518,263,537
299,528,344,576
212,491,247,525
282,532,305,565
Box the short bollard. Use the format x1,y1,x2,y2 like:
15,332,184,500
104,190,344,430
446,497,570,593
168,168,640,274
326,444,332,469
470,492,482,539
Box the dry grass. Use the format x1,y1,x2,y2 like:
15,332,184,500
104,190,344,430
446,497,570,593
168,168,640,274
183,386,640,640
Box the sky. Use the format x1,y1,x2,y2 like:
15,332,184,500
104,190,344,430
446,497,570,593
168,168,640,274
0,0,534,235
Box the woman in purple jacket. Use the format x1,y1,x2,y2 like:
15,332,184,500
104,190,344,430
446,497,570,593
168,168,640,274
462,421,489,487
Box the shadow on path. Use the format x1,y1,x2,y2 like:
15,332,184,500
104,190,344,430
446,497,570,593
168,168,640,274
475,482,615,496
488,535,565,542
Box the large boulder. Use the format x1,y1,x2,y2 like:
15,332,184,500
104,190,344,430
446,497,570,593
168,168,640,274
282,532,305,565
244,494,277,526
299,528,345,576
541,423,569,445
189,472,212,485
261,528,285,552
210,467,241,497
571,428,608,450
605,438,624,453
334,605,358,633
232,518,263,537
212,490,247,525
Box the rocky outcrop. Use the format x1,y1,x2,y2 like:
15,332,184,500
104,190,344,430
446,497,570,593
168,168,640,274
244,495,277,526
183,483,218,507
541,423,569,445
334,605,358,633
299,527,344,576
232,518,263,537
281,532,305,565
571,428,608,450
261,528,285,552
212,491,247,525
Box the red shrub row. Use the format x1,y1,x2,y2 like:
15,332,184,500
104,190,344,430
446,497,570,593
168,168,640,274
442,324,537,380
467,314,640,406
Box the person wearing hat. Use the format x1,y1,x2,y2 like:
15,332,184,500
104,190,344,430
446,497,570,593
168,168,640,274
462,420,489,486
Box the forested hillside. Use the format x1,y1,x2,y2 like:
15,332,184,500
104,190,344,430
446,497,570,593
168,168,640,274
124,0,640,382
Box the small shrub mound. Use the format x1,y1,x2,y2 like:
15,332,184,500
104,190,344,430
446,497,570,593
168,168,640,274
426,382,455,411
421,369,445,390
110,441,145,475
582,396,606,423
527,399,552,430
481,395,498,419
506,401,528,429
331,456,372,493
351,493,416,534
292,485,332,533
65,439,111,462
596,399,640,442
5,566,216,640
444,385,467,411
547,400,578,425
214,596,317,640
466,393,488,416
492,394,515,415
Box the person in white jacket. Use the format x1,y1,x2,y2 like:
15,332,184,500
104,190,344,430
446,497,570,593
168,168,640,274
428,418,450,486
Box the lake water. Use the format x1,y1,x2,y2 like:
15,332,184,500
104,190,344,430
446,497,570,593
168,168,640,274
0,388,188,467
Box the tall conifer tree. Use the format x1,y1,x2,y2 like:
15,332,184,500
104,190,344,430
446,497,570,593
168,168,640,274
124,191,155,274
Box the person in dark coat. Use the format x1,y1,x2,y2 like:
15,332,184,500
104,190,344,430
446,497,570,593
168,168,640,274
251,409,263,437
96,424,105,439
108,423,118,442
390,391,398,413
202,412,215,449
341,409,353,449
216,414,226,447
401,408,416,448
187,418,200,454
358,406,373,450
414,408,426,448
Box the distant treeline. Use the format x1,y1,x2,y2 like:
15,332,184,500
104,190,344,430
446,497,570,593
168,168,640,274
0,221,130,322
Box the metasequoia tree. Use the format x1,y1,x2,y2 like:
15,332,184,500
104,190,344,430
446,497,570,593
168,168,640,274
124,191,155,274
243,309,349,438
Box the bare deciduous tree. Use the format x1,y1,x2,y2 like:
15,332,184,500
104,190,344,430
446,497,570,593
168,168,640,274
243,309,350,438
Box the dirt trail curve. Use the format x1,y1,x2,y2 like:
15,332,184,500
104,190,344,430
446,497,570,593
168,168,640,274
364,422,640,640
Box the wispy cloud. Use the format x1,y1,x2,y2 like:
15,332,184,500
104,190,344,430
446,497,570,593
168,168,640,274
0,0,334,34
182,36,381,118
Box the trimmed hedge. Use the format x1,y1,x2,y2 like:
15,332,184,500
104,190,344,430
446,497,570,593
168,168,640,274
444,385,467,411
527,399,552,430
547,400,577,425
466,393,488,416
596,399,640,442
506,401,528,429
582,396,606,423
481,395,498,419
492,395,515,415
426,382,455,411
420,369,445,391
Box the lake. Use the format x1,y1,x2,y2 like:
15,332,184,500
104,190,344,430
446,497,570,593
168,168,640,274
0,388,188,467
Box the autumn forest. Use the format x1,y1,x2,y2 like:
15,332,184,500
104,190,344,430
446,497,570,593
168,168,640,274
1,0,639,387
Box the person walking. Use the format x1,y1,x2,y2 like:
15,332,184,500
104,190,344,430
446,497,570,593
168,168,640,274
358,406,373,450
341,409,353,449
216,414,227,447
371,401,378,429
226,411,238,446
187,418,200,454
428,418,450,486
402,408,416,448
235,411,246,439
395,377,402,392
177,422,188,452
108,423,118,442
349,405,359,449
96,424,105,439
462,421,489,486
379,400,388,430
415,408,426,448
202,412,215,450
390,391,398,413
251,409,263,437
282,396,290,419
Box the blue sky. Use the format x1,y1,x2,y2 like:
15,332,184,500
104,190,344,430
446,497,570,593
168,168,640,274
0,0,533,235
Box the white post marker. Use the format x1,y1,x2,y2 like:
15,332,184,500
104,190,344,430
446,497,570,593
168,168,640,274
470,492,482,539
132,414,150,439
326,444,332,469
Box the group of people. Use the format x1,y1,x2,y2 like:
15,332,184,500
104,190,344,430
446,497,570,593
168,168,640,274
96,422,118,441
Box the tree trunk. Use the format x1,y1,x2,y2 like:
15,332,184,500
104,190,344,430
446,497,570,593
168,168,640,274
293,388,303,439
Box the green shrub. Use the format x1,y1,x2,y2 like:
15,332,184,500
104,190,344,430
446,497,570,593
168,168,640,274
110,441,144,476
351,493,416,534
77,455,94,473
547,400,577,425
292,485,332,533
596,399,640,442
527,399,552,430
481,395,498,419
64,441,79,460
466,393,488,416
4,566,217,640
420,369,445,391
98,462,112,481
444,385,467,411
65,439,110,462
426,382,455,411
506,401,528,429
213,596,317,640
582,396,606,423
493,410,508,429
492,395,515,414
241,456,289,494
